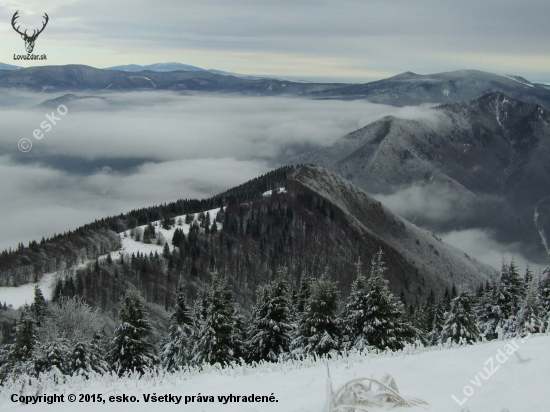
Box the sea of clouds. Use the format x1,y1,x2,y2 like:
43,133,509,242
0,90,540,272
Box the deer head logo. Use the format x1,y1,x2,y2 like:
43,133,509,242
11,11,49,54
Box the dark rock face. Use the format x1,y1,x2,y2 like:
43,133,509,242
291,94,550,263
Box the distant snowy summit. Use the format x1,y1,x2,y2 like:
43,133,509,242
103,62,265,80
104,62,206,72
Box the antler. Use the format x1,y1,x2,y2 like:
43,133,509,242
32,13,49,38
11,11,27,37
11,11,49,39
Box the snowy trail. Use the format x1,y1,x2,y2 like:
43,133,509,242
2,335,549,412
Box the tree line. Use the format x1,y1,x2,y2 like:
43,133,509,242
1,251,548,381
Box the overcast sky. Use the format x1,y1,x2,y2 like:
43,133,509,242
1,0,549,83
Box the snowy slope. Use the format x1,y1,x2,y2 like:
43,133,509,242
117,208,221,259
0,209,222,308
1,335,548,412
0,272,57,309
292,165,496,289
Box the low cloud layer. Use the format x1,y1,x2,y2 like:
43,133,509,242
440,229,545,275
372,182,474,225
0,91,437,252
372,182,545,272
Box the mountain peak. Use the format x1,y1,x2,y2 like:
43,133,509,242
391,71,420,80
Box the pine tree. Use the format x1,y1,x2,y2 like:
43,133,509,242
442,287,452,314
230,305,246,361
292,267,340,357
340,258,371,351
539,266,550,326
296,276,312,315
0,307,37,378
163,242,171,259
515,277,545,336
172,228,185,248
426,297,445,345
108,291,157,375
476,279,502,341
346,251,413,351
210,220,218,234
71,334,109,378
495,259,527,337
191,276,241,366
9,307,37,362
440,286,480,344
31,286,47,327
34,338,72,375
499,259,527,318
423,290,437,334
160,285,193,371
407,298,428,344
246,270,294,362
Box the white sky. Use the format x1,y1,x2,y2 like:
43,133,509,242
0,0,549,83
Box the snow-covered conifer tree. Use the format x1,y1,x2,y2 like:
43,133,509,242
160,284,193,371
440,286,480,344
71,334,109,378
340,258,371,351
495,259,527,337
30,286,47,327
246,268,294,362
515,277,545,336
499,258,527,318
109,291,157,375
191,276,241,365
539,266,550,329
476,279,502,341
349,250,413,351
0,306,36,378
426,297,445,345
292,267,340,357
34,338,71,375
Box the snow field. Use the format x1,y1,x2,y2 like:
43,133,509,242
0,272,57,309
118,208,221,259
1,335,549,412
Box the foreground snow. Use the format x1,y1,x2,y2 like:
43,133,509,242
1,335,548,412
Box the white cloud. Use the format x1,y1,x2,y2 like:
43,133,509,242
0,156,269,252
440,228,545,274
372,182,474,224
0,92,439,252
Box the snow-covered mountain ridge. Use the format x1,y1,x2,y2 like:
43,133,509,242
0,165,495,311
291,93,550,264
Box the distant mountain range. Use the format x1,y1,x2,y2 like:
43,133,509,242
291,93,550,263
103,62,263,79
1,64,550,107
104,62,207,72
309,70,550,107
0,62,22,70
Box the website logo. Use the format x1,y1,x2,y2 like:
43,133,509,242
11,10,49,59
